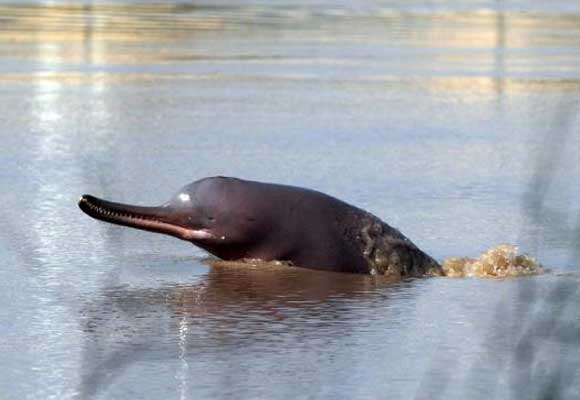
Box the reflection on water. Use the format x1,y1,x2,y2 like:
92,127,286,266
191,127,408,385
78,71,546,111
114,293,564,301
78,265,419,398
2,2,580,85
1,1,579,399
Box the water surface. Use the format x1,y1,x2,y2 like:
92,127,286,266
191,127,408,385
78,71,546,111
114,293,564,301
0,1,579,399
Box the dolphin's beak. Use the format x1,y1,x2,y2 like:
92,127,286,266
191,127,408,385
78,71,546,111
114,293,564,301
78,195,214,241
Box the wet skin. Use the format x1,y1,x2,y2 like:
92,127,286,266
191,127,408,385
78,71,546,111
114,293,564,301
79,176,442,276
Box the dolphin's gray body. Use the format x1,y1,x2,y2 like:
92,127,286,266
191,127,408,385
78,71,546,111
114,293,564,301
79,176,442,276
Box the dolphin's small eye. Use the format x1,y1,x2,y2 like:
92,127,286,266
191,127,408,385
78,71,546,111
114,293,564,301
207,216,215,222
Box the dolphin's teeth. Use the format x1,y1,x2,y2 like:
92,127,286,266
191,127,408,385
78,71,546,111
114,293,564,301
85,203,164,224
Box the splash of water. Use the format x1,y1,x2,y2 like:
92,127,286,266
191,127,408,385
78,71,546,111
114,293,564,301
442,244,543,278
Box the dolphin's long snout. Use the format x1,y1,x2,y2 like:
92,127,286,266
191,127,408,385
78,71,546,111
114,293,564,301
78,195,214,241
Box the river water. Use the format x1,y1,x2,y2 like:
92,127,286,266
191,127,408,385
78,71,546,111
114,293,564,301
1,1,579,399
